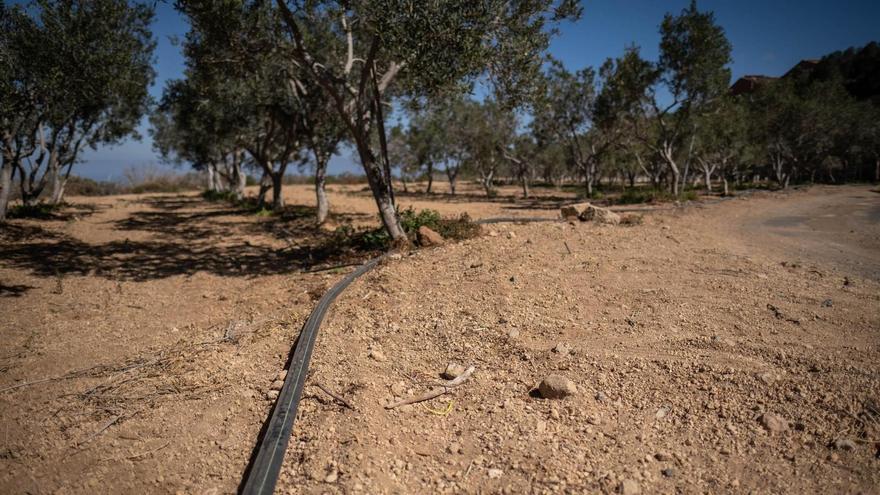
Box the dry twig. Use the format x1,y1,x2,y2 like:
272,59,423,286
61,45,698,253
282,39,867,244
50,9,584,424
385,366,475,409
315,383,356,410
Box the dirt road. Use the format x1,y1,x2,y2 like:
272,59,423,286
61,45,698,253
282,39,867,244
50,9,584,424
1,184,877,494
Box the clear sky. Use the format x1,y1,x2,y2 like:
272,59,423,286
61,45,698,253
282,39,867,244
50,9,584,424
75,0,880,181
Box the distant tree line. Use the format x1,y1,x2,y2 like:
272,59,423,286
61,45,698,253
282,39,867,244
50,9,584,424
3,1,878,234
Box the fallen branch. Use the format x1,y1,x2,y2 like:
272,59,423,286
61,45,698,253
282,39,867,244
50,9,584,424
315,383,356,410
386,366,475,409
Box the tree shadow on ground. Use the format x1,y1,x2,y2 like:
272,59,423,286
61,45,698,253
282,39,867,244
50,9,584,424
0,283,34,297
1,195,384,282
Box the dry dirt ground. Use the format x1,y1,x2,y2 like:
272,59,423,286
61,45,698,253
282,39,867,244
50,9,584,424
1,183,878,494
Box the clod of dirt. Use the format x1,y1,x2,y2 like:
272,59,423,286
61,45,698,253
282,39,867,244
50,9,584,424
324,469,338,483
487,468,503,479
661,468,676,478
269,380,284,391
506,231,516,239
507,328,521,339
759,412,789,433
275,369,288,381
417,226,444,247
537,375,578,399
834,439,856,451
368,349,387,362
620,478,641,494
442,363,467,380
580,205,621,225
655,452,672,462
265,390,279,401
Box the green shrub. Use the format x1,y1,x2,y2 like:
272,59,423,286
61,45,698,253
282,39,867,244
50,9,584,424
7,203,59,219
201,189,237,202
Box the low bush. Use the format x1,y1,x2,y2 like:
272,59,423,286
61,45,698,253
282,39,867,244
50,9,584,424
7,203,59,219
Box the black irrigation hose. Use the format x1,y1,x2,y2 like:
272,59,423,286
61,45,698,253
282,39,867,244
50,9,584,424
236,216,560,495
239,196,740,494
239,255,385,495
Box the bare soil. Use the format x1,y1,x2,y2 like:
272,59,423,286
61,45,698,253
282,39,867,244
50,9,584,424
1,183,878,494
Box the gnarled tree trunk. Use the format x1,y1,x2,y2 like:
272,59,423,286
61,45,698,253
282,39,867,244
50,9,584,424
314,155,329,225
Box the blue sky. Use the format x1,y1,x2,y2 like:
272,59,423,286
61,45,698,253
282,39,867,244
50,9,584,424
76,0,880,181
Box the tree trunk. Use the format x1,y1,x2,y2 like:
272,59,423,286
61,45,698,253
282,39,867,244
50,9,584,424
206,163,217,192
0,160,12,221
257,170,271,208
271,171,284,212
425,162,433,194
446,166,458,195
875,157,879,183
315,156,329,225
231,151,246,200
352,134,406,241
662,145,680,196
49,173,68,205
722,176,729,196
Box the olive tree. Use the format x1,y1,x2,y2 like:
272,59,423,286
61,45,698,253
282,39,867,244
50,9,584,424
0,0,155,218
274,0,581,240
613,1,731,196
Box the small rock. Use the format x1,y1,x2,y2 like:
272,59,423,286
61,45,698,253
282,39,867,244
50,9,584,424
368,349,387,362
620,478,640,495
821,299,833,307
442,363,467,380
391,381,407,396
758,412,788,433
447,442,462,454
560,202,590,219
388,253,403,260
580,205,620,225
654,452,671,462
506,231,516,239
417,226,444,246
655,407,669,420
661,468,675,478
487,468,503,479
265,390,279,401
275,369,288,381
507,328,520,339
834,438,856,451
324,469,338,483
537,375,578,399
269,380,284,391
552,342,571,356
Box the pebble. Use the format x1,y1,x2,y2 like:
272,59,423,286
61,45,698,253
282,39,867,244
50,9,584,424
325,470,338,483
442,363,467,380
552,342,571,356
269,380,284,391
488,468,503,479
654,452,671,462
368,349,387,362
537,375,578,399
620,478,640,495
661,468,675,478
447,442,462,454
275,369,288,381
507,328,520,339
758,412,788,433
655,407,669,420
265,390,279,401
834,438,856,451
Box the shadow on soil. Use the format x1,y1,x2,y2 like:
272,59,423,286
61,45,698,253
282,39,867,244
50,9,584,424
0,195,382,282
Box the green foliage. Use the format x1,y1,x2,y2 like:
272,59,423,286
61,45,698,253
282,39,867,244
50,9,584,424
398,207,442,234
614,188,697,205
7,203,59,219
397,207,481,241
201,190,238,202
